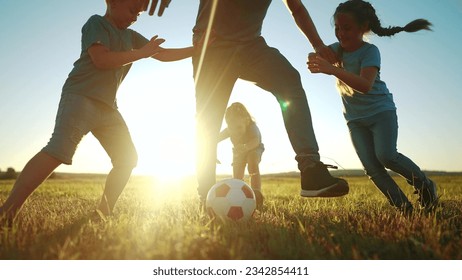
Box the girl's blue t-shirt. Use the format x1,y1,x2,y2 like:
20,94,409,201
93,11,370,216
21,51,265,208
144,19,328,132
62,15,149,108
330,42,396,122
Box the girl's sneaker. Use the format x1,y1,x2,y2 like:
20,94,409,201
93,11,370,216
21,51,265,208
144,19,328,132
415,179,438,211
398,202,414,218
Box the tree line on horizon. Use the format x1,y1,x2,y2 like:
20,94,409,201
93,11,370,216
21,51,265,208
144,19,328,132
0,167,18,180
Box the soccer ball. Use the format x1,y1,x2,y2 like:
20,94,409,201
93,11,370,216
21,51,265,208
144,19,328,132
206,178,256,221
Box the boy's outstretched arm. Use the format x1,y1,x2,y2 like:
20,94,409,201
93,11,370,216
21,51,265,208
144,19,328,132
88,36,165,69
153,32,214,62
152,46,194,62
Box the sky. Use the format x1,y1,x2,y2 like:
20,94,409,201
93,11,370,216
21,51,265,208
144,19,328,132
0,0,461,180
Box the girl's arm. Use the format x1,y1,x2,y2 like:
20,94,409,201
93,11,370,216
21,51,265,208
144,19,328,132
244,137,261,151
235,125,262,152
88,36,165,70
234,137,260,153
308,53,377,94
218,128,230,143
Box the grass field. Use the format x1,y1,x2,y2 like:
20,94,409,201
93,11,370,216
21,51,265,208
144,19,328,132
1,174,461,260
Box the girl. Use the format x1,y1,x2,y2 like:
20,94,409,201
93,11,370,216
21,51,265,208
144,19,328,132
307,0,437,214
218,102,265,208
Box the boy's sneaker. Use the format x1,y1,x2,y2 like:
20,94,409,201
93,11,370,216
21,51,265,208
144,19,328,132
415,179,438,211
300,162,349,197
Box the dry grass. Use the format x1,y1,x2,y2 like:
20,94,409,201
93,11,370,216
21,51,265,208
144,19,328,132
1,174,461,259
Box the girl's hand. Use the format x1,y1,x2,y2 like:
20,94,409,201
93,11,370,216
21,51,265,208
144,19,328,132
314,44,338,65
307,52,335,75
234,144,247,153
140,35,166,58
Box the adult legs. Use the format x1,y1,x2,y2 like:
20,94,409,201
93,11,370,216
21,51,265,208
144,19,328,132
238,38,348,196
193,46,240,200
238,39,319,161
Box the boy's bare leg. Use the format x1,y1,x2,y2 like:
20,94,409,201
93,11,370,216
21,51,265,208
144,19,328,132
232,163,246,181
0,152,61,223
97,166,133,216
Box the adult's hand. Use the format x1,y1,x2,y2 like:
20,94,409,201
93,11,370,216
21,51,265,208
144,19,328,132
142,0,172,16
314,44,339,65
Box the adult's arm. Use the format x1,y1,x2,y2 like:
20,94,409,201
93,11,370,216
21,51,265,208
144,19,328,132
284,0,337,64
142,0,172,16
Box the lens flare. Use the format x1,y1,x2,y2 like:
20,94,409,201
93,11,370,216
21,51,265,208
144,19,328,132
280,100,290,112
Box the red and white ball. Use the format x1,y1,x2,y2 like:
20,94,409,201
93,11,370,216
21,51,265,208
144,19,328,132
206,178,256,221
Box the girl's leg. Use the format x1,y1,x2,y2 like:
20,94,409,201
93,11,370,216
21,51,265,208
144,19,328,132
348,119,412,212
92,109,138,216
372,111,428,184
232,148,247,180
232,163,246,181
246,151,263,208
0,152,62,222
371,111,437,209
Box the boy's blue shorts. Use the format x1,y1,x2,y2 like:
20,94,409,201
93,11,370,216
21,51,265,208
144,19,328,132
42,94,137,167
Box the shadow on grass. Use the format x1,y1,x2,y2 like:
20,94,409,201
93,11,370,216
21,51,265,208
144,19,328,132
193,199,462,260
0,214,99,260
2,200,461,260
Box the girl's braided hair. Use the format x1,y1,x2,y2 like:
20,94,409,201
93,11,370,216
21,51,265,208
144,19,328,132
334,0,432,37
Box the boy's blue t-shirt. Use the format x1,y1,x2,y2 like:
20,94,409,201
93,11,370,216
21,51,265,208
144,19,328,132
330,42,396,122
62,15,149,108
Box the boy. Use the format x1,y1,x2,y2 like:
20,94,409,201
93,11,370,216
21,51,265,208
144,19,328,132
0,0,194,226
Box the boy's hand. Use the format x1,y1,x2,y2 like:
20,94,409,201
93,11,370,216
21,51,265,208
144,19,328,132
140,35,166,58
144,0,172,16
307,52,334,75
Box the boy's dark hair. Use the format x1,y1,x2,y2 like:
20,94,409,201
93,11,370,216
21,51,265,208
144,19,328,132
334,0,432,37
